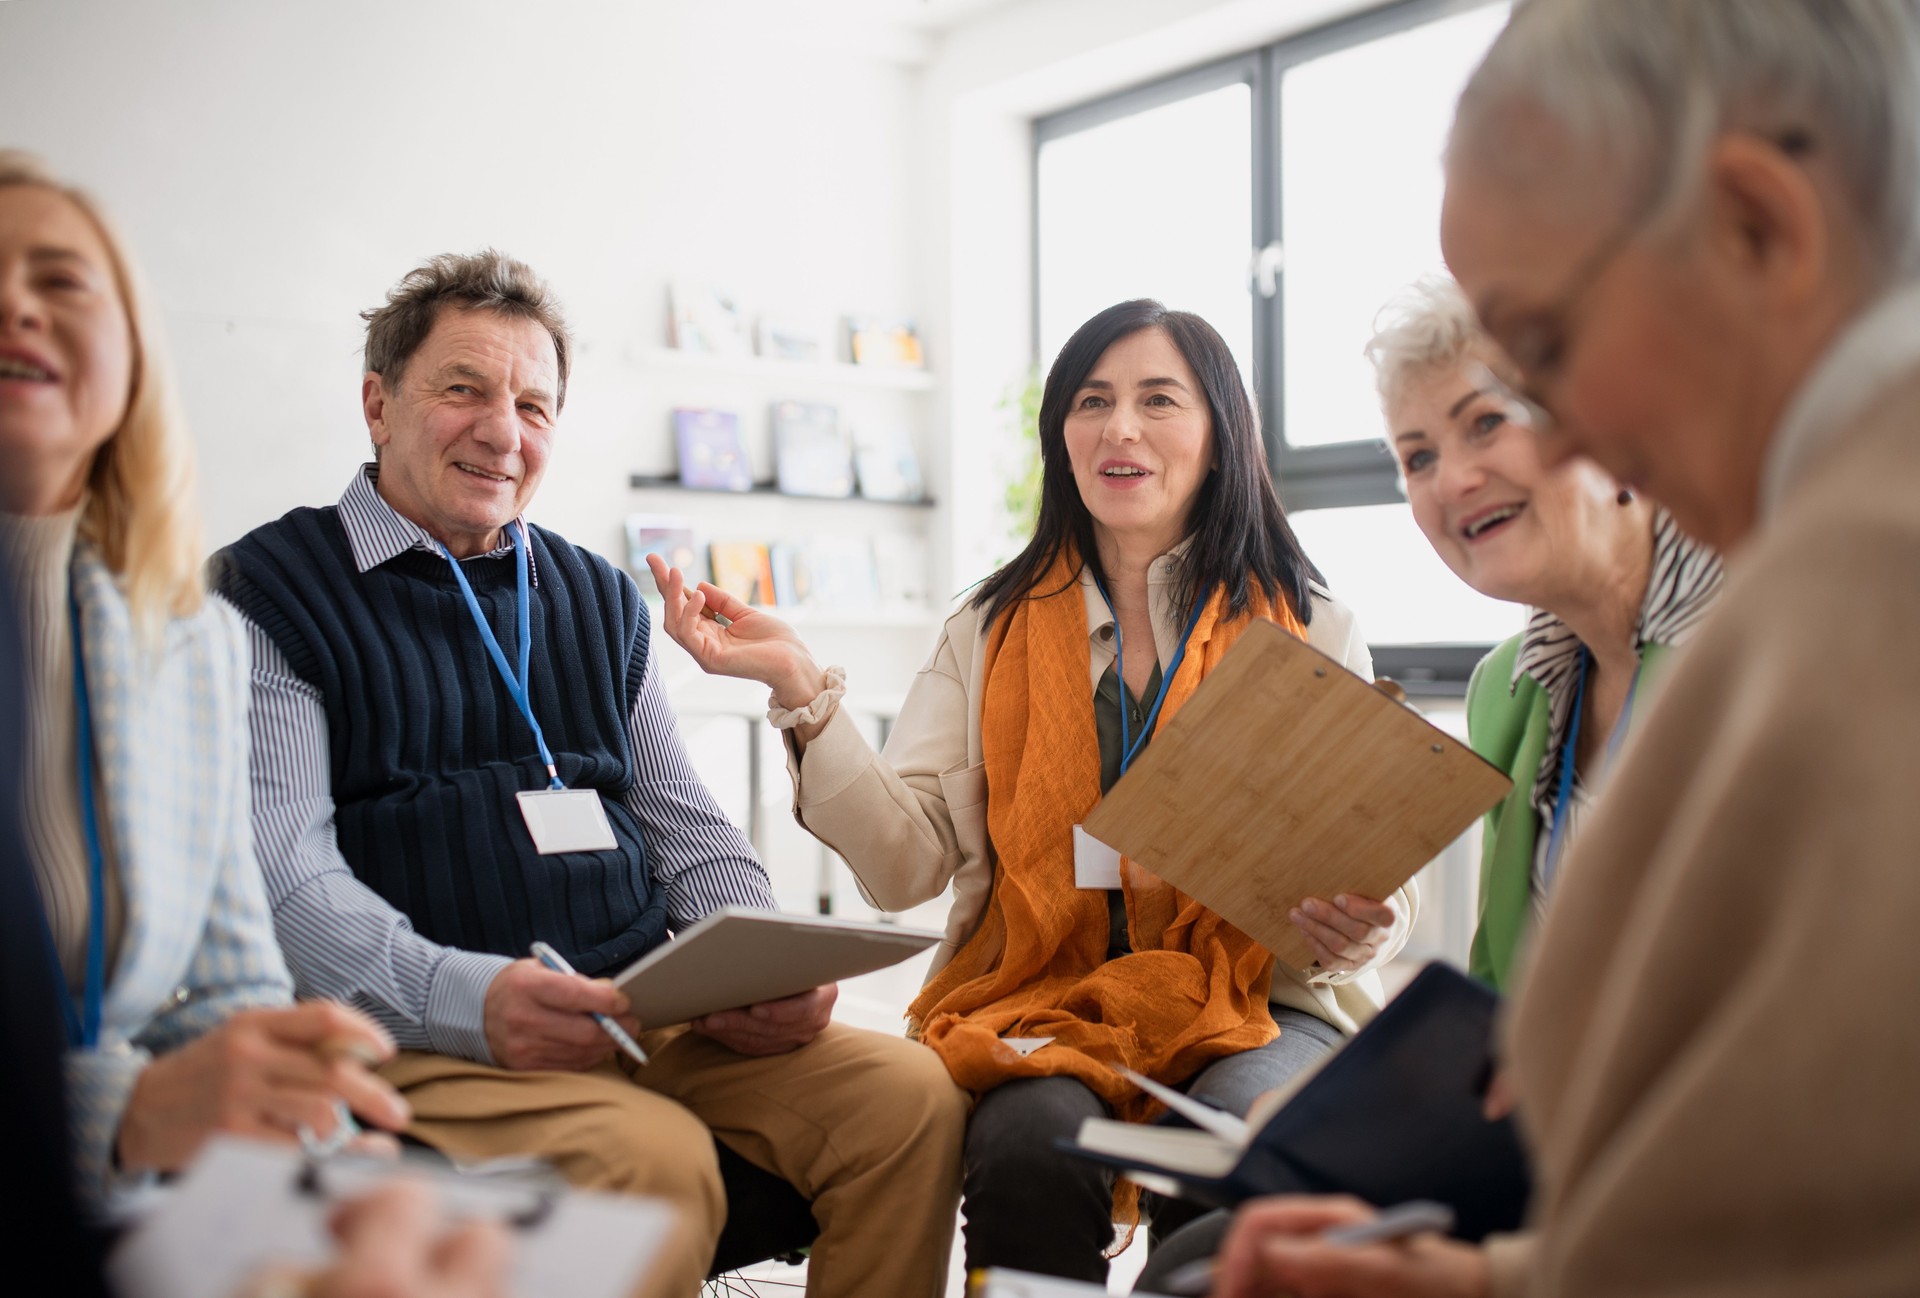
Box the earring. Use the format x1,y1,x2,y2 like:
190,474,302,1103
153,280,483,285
1617,488,1634,506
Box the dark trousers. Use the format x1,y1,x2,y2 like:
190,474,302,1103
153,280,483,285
960,1007,1344,1282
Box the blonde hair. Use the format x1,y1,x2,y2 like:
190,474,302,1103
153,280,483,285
0,151,204,629
1363,275,1487,411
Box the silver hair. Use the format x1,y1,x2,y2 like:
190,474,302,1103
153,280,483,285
1450,0,1920,278
1363,275,1486,411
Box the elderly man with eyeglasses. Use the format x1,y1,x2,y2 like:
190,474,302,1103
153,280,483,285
1206,3,1920,1296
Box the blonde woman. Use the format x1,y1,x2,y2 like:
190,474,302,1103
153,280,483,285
0,152,407,1208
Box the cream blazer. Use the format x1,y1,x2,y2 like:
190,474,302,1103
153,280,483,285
786,558,1416,1035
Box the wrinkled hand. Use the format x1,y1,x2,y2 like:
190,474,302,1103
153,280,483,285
646,555,824,707
1289,892,1402,973
116,1002,409,1174
1215,1196,1490,1298
692,984,836,1056
483,959,640,1072
306,1180,512,1298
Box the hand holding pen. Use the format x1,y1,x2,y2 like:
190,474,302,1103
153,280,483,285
531,941,649,1068
479,945,647,1072
1185,1199,1484,1298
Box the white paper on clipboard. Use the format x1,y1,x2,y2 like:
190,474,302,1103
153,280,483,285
108,1137,672,1298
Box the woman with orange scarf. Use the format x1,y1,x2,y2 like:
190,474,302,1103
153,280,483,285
650,300,1417,1283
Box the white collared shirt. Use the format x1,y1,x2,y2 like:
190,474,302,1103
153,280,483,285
1763,279,1920,519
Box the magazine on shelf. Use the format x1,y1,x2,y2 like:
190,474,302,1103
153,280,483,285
799,536,879,610
755,313,829,363
623,514,706,597
673,407,753,493
846,315,925,368
667,282,752,356
771,400,854,498
873,534,930,608
851,424,924,502
708,541,777,606
768,541,810,607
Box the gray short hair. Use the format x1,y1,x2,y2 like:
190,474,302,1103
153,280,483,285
1363,276,1485,411
362,249,572,409
1451,0,1920,279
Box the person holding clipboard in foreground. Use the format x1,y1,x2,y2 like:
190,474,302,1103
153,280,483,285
649,298,1417,1285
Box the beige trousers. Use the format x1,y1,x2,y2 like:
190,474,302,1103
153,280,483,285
383,1023,967,1298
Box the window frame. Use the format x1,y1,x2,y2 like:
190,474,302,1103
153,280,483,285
1031,0,1508,692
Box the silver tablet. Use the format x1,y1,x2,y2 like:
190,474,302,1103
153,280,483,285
610,907,942,1028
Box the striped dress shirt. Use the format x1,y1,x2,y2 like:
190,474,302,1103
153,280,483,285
1513,507,1724,910
242,467,775,1063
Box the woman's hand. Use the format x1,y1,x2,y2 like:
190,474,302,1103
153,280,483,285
646,555,824,706
1289,892,1403,973
1214,1196,1490,1298
116,1002,411,1174
248,1180,511,1298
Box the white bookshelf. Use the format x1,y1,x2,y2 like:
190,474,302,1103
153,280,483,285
635,345,937,392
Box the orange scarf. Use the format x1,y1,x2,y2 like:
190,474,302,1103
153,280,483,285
911,549,1308,1143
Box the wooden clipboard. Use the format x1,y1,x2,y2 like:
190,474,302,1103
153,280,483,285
1082,620,1511,969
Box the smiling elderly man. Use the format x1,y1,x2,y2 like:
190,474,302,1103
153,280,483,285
213,251,965,1298
1211,2,1920,1297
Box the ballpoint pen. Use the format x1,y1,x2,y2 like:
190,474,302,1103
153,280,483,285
529,940,650,1067
1155,1200,1457,1296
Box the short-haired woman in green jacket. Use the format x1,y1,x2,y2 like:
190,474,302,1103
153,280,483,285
1366,278,1724,992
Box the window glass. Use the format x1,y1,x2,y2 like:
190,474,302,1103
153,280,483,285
1037,82,1253,375
1280,4,1510,447
1290,501,1522,645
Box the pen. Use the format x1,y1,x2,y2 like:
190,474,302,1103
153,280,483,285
1155,1200,1457,1295
529,940,650,1067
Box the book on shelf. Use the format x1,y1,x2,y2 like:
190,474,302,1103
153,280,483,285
708,541,777,606
850,424,924,502
768,541,810,607
673,407,753,493
755,313,829,364
771,400,854,498
873,534,930,608
846,315,925,368
667,282,752,356
797,536,879,611
623,514,706,597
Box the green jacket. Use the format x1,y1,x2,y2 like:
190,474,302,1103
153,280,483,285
1464,637,1672,992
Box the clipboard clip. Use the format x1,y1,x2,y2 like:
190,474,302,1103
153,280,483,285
295,1151,564,1230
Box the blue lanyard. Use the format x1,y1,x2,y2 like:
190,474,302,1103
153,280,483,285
437,524,564,791
1542,648,1643,888
1093,576,1207,775
49,582,109,1049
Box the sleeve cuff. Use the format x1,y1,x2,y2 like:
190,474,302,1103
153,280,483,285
424,950,514,1064
1305,882,1417,985
1483,1231,1536,1298
788,706,875,809
66,1044,156,1210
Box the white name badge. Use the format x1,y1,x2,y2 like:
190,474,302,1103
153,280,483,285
1072,824,1123,890
1000,1037,1053,1057
516,789,619,855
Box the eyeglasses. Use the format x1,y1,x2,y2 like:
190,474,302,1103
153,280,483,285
1483,126,1816,438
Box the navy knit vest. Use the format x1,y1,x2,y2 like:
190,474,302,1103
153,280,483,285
215,507,670,975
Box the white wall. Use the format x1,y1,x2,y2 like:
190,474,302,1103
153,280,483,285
0,0,927,563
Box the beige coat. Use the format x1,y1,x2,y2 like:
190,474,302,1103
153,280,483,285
785,557,1415,1035
1485,367,1920,1296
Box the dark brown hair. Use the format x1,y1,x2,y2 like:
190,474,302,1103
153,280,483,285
973,299,1319,631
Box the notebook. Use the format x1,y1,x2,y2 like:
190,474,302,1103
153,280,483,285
1058,962,1532,1242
